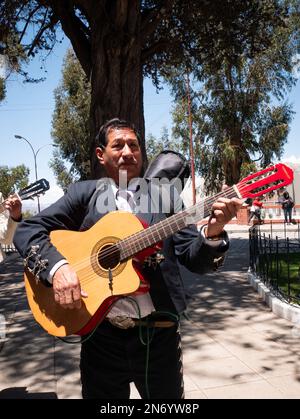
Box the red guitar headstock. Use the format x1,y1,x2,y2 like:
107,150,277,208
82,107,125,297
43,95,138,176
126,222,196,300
236,163,294,199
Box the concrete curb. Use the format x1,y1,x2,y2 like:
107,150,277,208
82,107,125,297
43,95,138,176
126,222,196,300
247,270,300,326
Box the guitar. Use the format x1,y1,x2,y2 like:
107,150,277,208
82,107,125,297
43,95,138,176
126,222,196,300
24,164,293,337
0,179,50,214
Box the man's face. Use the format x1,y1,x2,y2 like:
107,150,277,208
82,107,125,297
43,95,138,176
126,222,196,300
96,127,143,184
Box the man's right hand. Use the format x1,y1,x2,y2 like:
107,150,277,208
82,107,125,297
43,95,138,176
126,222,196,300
53,265,88,309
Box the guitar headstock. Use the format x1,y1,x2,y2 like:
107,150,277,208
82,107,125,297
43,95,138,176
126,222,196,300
18,178,50,201
237,163,294,199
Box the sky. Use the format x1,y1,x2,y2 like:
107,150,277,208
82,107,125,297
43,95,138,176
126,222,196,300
0,36,299,212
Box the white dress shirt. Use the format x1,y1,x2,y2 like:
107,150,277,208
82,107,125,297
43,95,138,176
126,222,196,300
107,180,156,319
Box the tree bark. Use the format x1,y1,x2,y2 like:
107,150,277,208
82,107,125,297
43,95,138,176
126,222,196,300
223,137,243,186
223,151,243,186
89,0,146,178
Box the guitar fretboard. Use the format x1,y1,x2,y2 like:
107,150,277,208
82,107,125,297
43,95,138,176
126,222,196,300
118,186,238,260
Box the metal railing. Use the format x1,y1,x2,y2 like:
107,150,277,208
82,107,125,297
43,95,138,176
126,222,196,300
249,223,300,305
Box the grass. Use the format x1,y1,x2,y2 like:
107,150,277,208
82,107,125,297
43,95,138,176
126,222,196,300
259,252,300,304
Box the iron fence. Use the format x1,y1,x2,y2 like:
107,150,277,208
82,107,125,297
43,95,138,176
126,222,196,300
249,222,300,305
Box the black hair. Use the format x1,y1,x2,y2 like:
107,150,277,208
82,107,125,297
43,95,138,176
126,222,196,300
95,118,142,149
283,191,290,199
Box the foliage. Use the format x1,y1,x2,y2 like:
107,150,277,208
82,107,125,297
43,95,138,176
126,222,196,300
2,1,295,80
146,126,181,162
260,252,300,304
22,210,35,219
0,77,5,101
0,165,29,197
50,48,91,184
2,1,299,177
49,150,75,192
168,0,300,192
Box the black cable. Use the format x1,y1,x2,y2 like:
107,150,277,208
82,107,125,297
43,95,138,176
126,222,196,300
126,297,180,399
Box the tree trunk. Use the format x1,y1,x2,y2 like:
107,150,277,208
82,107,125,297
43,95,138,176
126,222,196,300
223,151,243,186
223,136,243,186
89,1,146,178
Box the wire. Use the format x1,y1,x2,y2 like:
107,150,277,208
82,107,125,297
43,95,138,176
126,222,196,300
126,297,180,399
57,299,119,344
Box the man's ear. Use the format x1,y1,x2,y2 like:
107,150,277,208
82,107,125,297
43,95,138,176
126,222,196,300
95,147,104,165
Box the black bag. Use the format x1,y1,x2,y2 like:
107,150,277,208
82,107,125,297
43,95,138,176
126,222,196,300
144,150,190,190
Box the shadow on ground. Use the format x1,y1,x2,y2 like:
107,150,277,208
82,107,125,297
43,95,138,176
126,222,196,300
0,253,81,398
180,237,300,387
0,387,57,399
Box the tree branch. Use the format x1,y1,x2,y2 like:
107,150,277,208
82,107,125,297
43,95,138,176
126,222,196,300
15,3,28,20
19,5,42,44
47,0,92,77
26,9,59,57
73,0,94,17
141,39,173,63
141,0,175,44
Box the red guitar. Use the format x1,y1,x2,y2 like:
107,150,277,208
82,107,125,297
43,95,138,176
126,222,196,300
24,163,293,337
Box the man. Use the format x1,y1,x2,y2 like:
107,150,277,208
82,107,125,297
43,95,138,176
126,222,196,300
248,196,264,225
0,193,22,262
14,118,243,399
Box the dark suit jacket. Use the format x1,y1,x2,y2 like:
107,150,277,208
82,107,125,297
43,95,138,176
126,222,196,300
13,179,229,314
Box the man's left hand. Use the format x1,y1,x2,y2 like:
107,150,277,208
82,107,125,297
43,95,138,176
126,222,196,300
206,197,243,238
5,195,22,221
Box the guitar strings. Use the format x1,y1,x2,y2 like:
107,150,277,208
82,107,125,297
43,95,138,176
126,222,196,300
59,173,284,283
68,185,238,274
73,198,281,286
65,187,246,283
64,179,267,278
65,168,291,286
72,179,252,271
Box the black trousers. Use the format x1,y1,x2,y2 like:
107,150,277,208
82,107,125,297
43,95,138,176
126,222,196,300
283,208,292,223
80,321,184,399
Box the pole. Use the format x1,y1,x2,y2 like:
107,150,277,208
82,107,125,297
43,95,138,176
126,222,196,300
291,180,296,219
14,136,54,213
186,73,196,205
33,151,40,212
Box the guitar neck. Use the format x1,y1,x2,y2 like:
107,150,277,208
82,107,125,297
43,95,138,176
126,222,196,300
119,185,239,261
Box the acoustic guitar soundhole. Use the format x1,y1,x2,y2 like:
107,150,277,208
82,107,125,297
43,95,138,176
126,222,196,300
98,244,120,270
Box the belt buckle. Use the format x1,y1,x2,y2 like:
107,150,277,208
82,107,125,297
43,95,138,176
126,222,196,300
107,316,136,329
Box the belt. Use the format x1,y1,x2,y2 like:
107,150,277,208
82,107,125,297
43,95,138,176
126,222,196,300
106,316,177,330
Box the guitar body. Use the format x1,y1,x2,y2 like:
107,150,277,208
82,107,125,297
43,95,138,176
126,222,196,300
24,211,150,337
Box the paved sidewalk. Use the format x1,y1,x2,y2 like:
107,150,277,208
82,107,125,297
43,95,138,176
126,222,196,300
1,231,300,399
180,232,300,399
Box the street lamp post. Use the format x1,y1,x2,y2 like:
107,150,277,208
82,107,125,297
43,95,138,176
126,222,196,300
14,135,53,213
186,73,196,205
